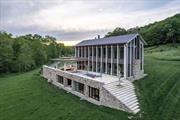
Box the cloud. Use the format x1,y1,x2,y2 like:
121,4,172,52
0,0,180,45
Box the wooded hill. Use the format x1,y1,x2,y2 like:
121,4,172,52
105,14,180,46
0,32,74,73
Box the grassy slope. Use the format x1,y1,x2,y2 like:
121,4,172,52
135,44,180,120
0,70,129,120
0,44,180,120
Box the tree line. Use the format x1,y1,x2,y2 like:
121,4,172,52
0,32,74,73
105,13,180,46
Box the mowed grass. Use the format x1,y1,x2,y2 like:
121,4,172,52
0,44,180,120
0,70,129,120
135,44,180,120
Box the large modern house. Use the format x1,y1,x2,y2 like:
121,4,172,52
42,33,146,114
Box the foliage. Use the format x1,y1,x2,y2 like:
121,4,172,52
105,13,180,46
0,31,74,73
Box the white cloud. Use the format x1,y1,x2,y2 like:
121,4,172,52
1,0,180,44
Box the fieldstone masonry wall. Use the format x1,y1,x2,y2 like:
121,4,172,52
132,60,144,81
42,65,131,113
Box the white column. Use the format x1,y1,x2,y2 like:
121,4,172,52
85,47,86,58
100,45,103,73
130,42,132,77
96,46,98,72
75,47,77,57
78,47,79,57
117,44,119,75
88,46,90,71
92,46,94,72
81,47,83,58
105,45,108,74
124,44,127,78
111,45,113,75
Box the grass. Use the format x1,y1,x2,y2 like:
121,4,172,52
0,44,180,120
145,43,180,61
0,70,129,120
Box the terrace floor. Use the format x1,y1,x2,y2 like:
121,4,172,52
65,70,119,84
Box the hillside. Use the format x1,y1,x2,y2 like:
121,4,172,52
0,44,179,120
105,13,180,46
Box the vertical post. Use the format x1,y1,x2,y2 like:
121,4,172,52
81,47,83,58
75,47,77,57
111,45,113,75
85,46,86,58
130,42,132,77
117,44,119,76
142,43,144,73
92,46,94,72
100,45,103,73
105,45,108,74
88,46,90,71
124,44,127,78
96,46,98,72
77,47,79,58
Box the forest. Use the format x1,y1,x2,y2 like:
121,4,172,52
0,32,74,73
105,13,180,46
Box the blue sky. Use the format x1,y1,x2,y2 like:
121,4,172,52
0,0,180,45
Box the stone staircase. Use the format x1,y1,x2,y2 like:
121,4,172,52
103,80,140,114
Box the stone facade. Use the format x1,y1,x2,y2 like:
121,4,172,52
132,60,144,81
42,65,132,113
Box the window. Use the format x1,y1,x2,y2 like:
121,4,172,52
88,86,99,101
108,47,111,58
90,47,92,57
74,81,84,94
114,46,117,59
67,79,72,87
98,47,101,58
120,47,124,59
57,75,64,84
86,47,88,58
94,47,96,57
103,47,106,58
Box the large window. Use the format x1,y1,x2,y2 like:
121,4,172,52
57,75,64,84
88,86,99,101
120,47,124,59
74,81,84,94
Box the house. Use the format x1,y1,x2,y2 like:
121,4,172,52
42,33,146,114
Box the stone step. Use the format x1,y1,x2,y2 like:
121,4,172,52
118,94,136,101
133,108,140,114
124,98,138,106
120,95,137,102
127,100,139,107
105,86,134,91
106,87,134,94
117,92,135,98
112,90,133,97
128,102,139,109
131,105,139,111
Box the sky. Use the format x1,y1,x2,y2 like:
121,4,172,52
0,0,180,46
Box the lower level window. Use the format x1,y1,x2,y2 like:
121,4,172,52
74,81,84,94
88,86,99,101
57,75,63,84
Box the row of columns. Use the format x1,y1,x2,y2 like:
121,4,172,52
75,45,126,76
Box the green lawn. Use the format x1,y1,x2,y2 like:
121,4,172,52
0,44,180,120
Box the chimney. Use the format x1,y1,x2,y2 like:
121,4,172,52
97,35,100,39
